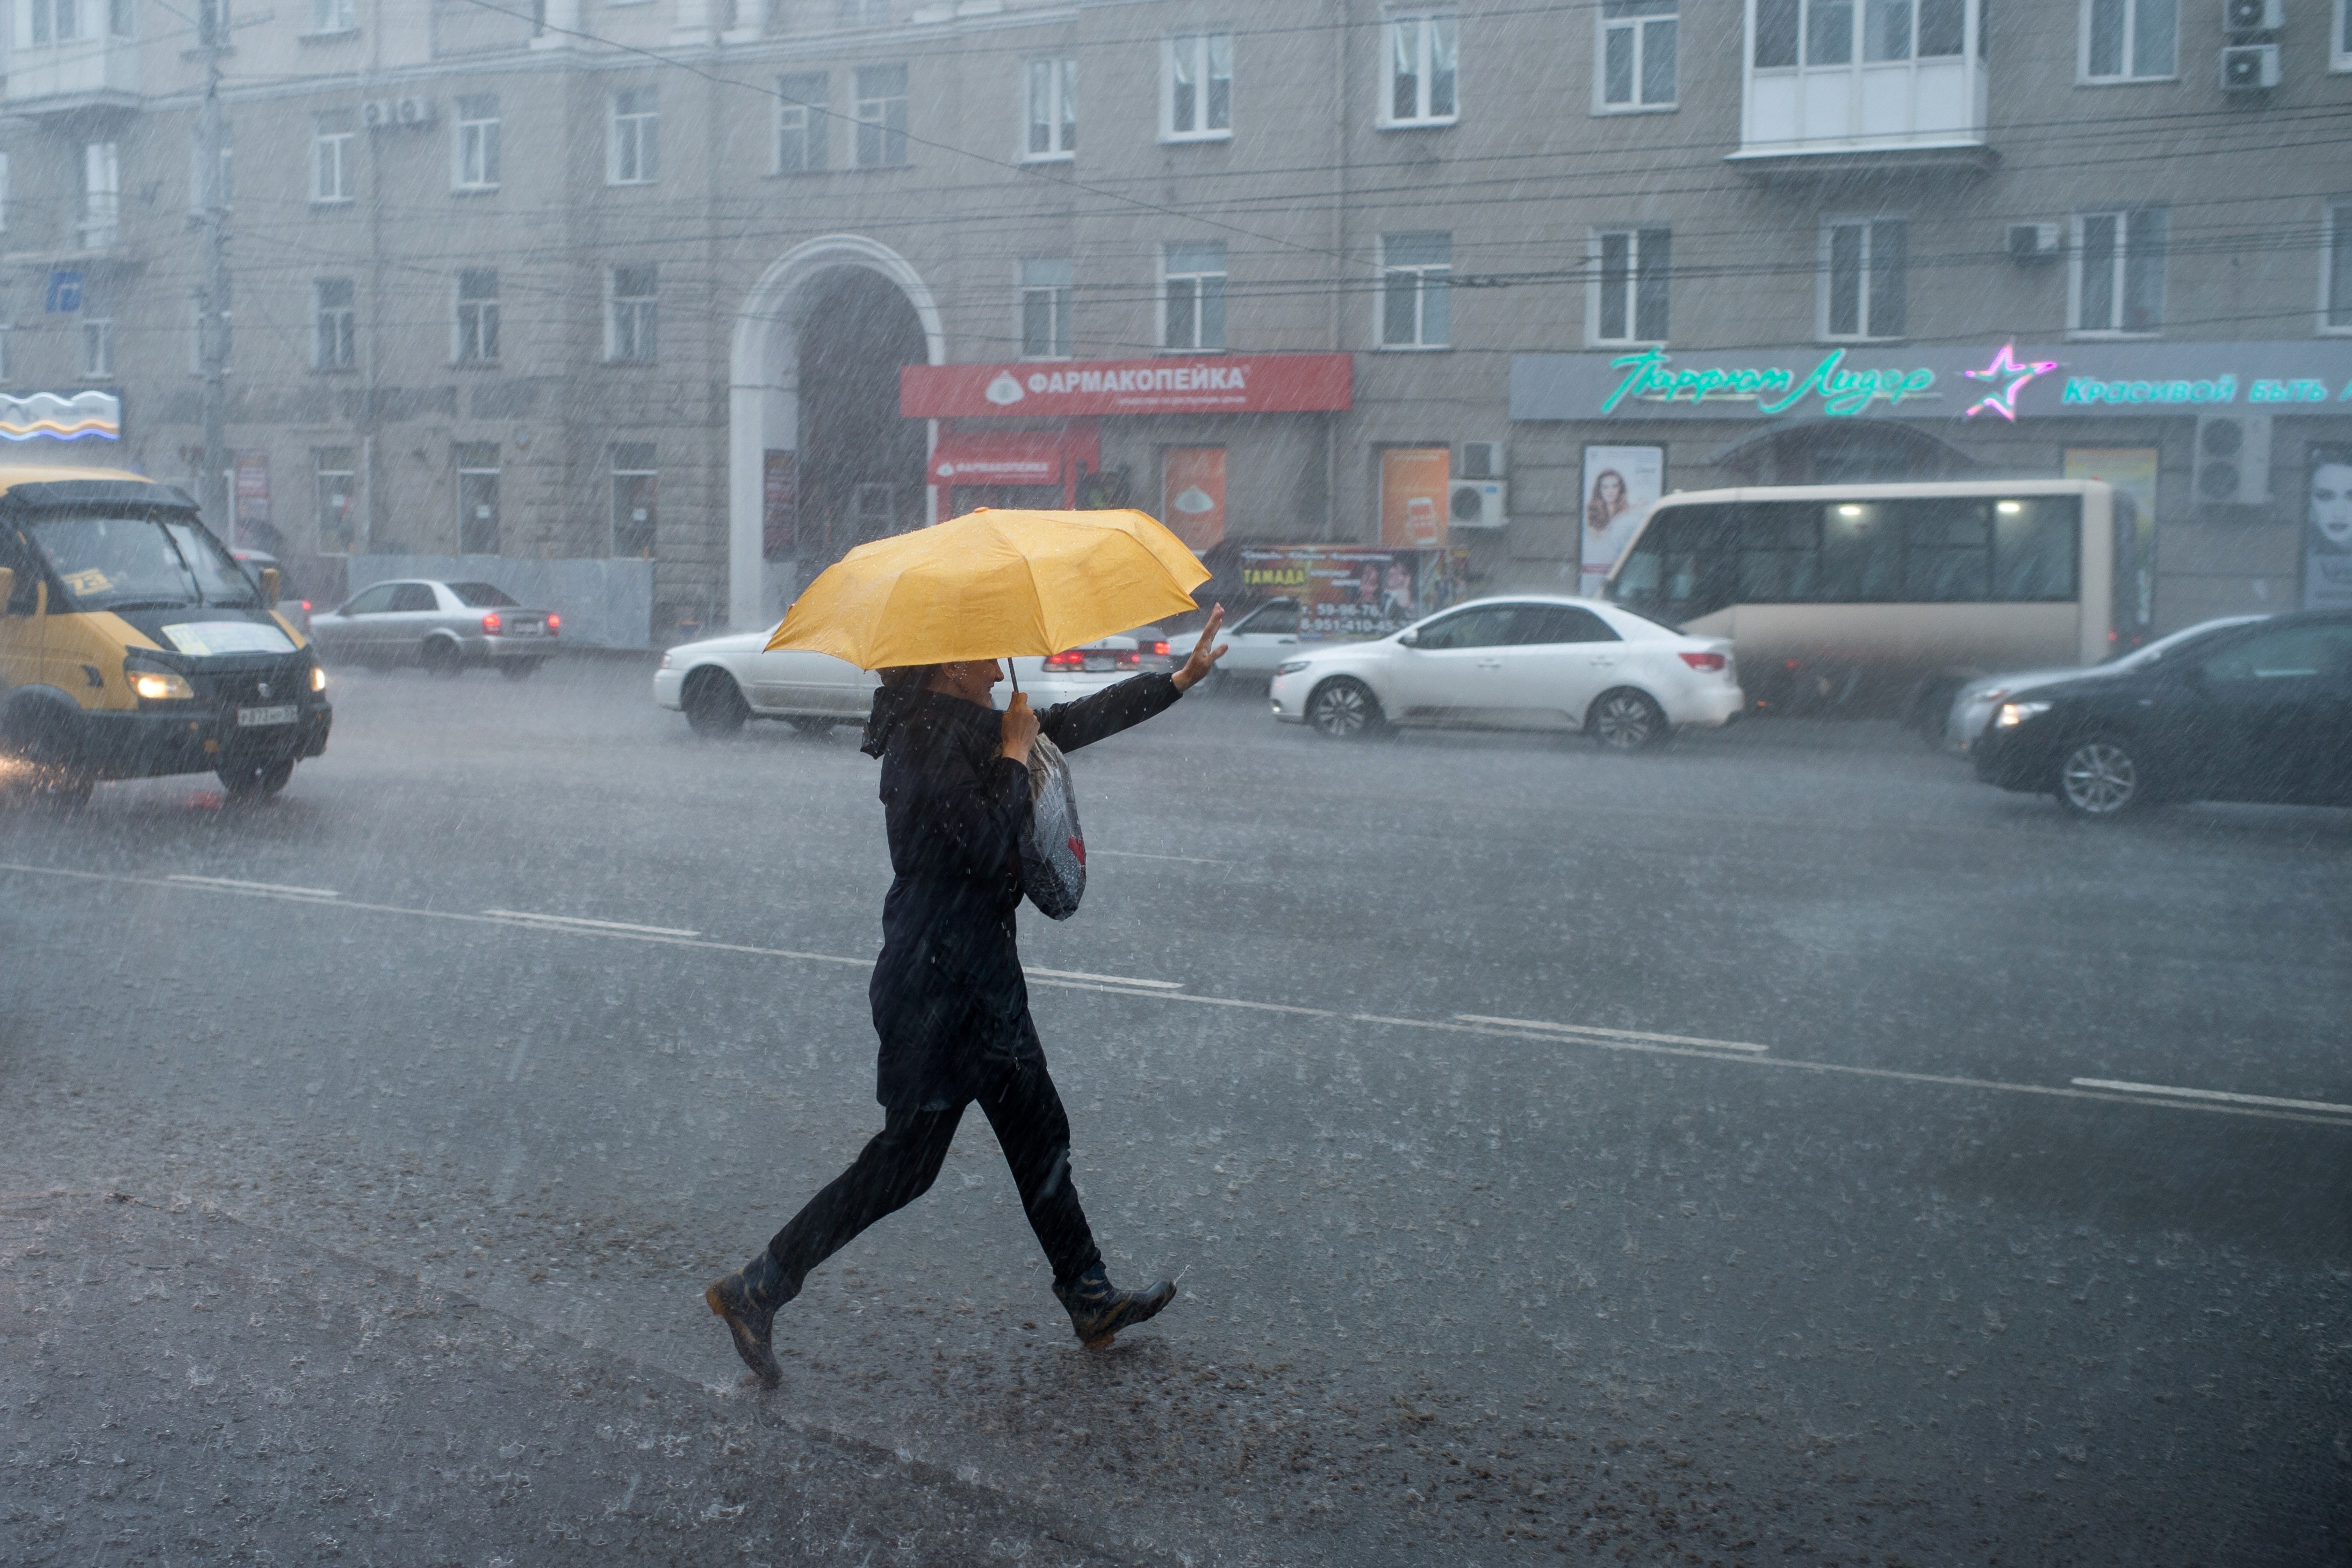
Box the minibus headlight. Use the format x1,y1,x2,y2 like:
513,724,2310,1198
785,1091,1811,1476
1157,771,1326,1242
125,663,196,702
311,665,328,693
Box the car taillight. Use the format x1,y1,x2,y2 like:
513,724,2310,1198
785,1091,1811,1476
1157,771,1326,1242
1116,649,1141,668
300,600,312,612
545,613,560,633
1044,650,1085,670
1152,641,1170,657
481,612,502,634
1679,651,1728,672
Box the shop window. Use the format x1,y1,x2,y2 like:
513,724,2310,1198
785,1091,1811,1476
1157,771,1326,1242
1599,0,1677,111
313,112,355,204
314,278,356,370
2081,0,2176,83
456,444,500,556
1380,232,1451,349
855,64,909,167
455,94,501,191
1384,14,1457,127
776,73,829,173
2325,200,2352,335
1021,258,1073,359
2071,208,2164,336
610,87,659,184
1026,57,1076,159
1590,227,1670,344
613,444,657,559
608,265,657,363
1164,33,1233,141
1163,242,1226,351
455,268,500,363
316,448,357,553
1821,217,1905,340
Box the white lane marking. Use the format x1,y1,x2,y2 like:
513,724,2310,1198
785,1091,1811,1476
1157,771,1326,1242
483,909,700,938
10,859,2350,1132
2070,1077,2352,1117
1025,966,1183,990
167,874,340,900
1455,1014,1770,1054
1089,848,1236,866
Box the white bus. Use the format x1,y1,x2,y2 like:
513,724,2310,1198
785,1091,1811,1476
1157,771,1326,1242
1603,479,2155,732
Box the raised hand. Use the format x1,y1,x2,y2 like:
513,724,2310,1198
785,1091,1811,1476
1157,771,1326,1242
1172,605,1230,693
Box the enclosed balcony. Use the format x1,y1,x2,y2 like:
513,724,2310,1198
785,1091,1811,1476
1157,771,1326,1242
7,4,142,116
1732,0,1991,176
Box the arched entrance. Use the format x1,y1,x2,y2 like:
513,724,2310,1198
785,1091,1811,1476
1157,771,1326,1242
728,236,944,630
1710,419,1978,486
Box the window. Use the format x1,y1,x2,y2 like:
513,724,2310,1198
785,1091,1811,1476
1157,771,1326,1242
456,445,500,556
1510,603,1621,644
33,0,128,41
1757,0,1969,67
0,322,12,383
316,448,357,553
1385,15,1458,126
0,153,11,233
197,0,229,47
1165,33,1233,139
1821,218,1905,340
1414,605,1520,650
2072,208,2165,335
455,94,501,190
2083,0,2175,81
1163,243,1227,351
308,0,355,31
314,112,355,204
2203,623,2352,682
612,444,657,558
2337,0,2352,71
854,65,908,166
82,141,119,248
81,318,112,378
1380,232,1451,348
776,73,828,172
1026,57,1077,158
189,136,233,216
1020,258,1073,359
1591,227,1670,343
456,269,500,363
1600,0,1677,110
608,265,657,363
610,87,659,184
314,278,355,370
2327,200,2352,334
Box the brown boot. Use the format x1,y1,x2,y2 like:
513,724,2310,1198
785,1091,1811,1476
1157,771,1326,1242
704,1250,794,1387
1053,1264,1176,1349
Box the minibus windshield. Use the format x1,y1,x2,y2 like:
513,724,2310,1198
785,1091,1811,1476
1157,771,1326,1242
29,514,261,613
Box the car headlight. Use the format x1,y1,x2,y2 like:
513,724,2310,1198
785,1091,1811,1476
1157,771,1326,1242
123,656,196,702
1993,700,2052,729
1275,659,1312,675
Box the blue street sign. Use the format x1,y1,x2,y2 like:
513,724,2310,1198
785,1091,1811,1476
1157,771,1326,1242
46,271,83,313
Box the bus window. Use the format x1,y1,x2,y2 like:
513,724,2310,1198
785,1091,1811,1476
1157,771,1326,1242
1738,504,1821,604
1820,501,1903,602
1992,497,2080,601
1613,502,1740,621
1902,500,1994,602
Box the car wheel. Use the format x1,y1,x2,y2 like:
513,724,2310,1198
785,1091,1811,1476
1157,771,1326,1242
218,758,294,801
1306,678,1384,740
499,660,542,681
421,638,464,679
684,670,750,737
2055,735,2147,819
1588,689,1669,752
783,716,834,735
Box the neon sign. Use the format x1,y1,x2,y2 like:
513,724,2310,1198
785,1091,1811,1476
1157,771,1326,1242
1600,346,1936,419
0,390,118,442
1961,343,2059,421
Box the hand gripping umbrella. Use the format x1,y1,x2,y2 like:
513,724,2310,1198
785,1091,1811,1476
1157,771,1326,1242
765,508,1212,678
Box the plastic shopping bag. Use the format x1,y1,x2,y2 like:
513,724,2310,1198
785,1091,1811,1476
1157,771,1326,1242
1020,733,1087,920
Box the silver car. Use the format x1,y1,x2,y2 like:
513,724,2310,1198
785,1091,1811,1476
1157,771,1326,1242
310,578,562,679
1166,598,1304,687
1942,615,2268,753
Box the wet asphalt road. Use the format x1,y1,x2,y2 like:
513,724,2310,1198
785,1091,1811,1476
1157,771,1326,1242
2,657,2348,1565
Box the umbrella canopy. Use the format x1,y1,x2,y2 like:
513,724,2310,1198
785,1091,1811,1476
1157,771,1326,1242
765,508,1211,668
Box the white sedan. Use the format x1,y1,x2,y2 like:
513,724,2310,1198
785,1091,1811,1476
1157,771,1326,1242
1267,595,1742,749
653,626,1174,736
1166,598,1303,684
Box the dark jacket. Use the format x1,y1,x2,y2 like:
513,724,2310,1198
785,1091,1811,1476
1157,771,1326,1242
861,674,1182,1110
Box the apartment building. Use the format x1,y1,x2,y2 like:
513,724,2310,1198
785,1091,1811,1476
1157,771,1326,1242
0,0,2346,639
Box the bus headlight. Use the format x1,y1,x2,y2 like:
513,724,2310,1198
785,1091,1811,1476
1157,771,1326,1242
123,657,196,702
1994,700,2052,730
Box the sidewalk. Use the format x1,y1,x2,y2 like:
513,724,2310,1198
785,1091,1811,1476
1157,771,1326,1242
1,1191,1158,1567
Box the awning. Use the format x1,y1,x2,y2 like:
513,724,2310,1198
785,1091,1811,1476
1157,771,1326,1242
927,426,1100,488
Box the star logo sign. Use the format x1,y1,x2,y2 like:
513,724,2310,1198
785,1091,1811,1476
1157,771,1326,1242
1962,343,2059,421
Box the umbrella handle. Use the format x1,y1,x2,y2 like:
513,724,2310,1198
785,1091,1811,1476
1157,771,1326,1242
1008,659,1020,695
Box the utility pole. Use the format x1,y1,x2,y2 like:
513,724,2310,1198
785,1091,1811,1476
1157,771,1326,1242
195,16,231,542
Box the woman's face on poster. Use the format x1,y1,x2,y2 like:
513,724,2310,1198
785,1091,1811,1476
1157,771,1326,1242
1596,472,1626,509
2312,462,2352,552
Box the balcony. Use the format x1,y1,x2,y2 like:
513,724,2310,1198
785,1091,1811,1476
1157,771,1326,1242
6,34,142,116
1731,0,1991,178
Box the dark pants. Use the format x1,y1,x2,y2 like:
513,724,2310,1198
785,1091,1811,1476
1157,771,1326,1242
766,1056,1103,1293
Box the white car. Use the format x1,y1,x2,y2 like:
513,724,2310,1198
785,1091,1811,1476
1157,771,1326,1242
654,625,1175,736
1941,614,2268,753
1266,595,1742,749
1167,598,1303,684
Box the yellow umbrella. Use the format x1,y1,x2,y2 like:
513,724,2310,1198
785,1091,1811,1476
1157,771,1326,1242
765,508,1211,669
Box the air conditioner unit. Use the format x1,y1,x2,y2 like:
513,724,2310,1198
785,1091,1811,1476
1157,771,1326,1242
2193,414,2271,507
361,98,395,129
2222,0,2283,32
2220,43,2281,90
1459,441,1506,481
2006,222,2060,262
1449,479,1508,529
395,95,436,126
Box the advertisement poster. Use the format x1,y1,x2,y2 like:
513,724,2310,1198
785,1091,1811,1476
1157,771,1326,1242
1580,445,1663,595
2306,443,2352,611
1380,448,1451,548
1239,545,1469,639
762,449,796,559
1161,447,1227,550
2064,447,2160,635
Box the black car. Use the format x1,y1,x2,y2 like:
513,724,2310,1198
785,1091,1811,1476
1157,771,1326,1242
1973,610,2352,819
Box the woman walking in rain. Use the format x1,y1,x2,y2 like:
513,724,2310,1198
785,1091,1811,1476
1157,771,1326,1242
706,609,1229,1387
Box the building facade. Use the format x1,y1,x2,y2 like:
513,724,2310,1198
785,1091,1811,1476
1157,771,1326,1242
1,0,2347,641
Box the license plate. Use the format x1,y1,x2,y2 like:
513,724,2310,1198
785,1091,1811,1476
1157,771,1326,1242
237,704,298,728
506,622,543,637
1083,655,1114,671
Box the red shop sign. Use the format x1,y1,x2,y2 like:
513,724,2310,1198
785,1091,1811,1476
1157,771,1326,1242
903,354,1353,419
927,428,1098,486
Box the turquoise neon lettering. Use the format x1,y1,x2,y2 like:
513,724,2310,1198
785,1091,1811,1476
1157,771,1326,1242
1600,347,1673,414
